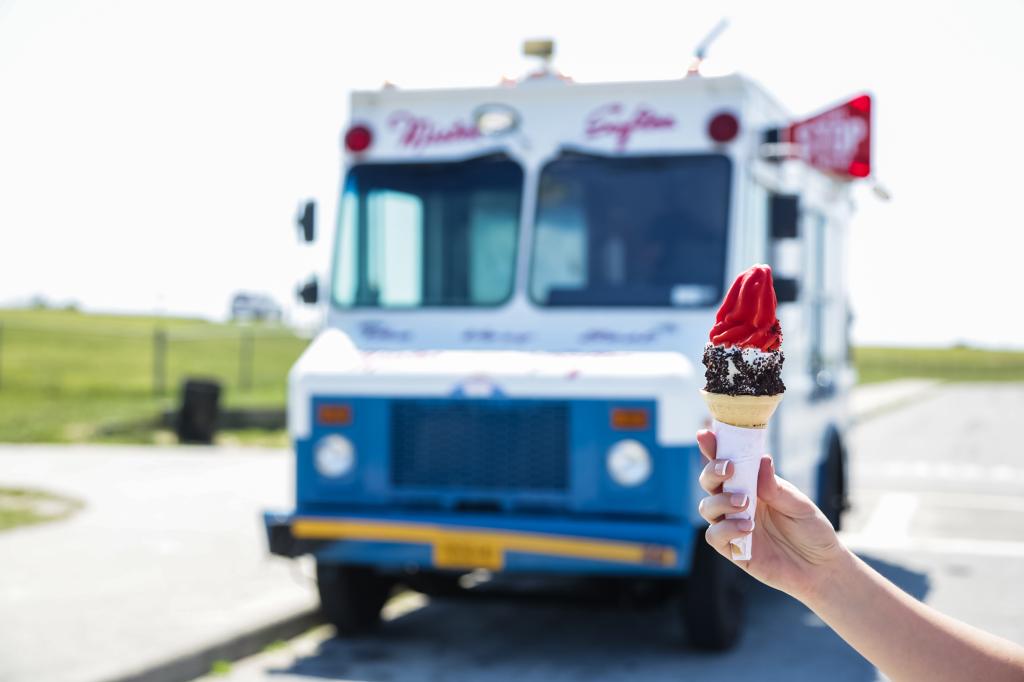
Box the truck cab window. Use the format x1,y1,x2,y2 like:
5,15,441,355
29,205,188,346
530,153,731,307
333,155,523,308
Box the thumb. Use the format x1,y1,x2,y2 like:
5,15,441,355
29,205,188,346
757,455,820,519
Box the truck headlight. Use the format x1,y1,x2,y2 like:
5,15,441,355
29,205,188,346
315,435,355,478
606,439,652,487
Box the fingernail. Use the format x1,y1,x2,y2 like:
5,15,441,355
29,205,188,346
738,519,755,531
714,460,729,476
730,494,748,508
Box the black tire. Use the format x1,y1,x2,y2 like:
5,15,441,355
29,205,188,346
679,532,747,651
819,437,847,531
316,563,394,635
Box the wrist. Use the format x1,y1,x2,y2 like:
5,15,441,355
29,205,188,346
797,543,859,612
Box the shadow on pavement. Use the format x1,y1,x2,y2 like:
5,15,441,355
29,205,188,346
268,555,927,682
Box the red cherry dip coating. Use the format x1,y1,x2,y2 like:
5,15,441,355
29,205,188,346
708,264,782,352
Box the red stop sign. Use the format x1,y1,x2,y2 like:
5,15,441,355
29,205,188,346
787,94,872,179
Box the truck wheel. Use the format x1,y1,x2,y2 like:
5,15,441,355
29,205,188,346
316,563,394,635
819,437,847,531
679,532,746,651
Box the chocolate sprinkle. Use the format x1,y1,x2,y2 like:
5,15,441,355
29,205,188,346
702,344,785,396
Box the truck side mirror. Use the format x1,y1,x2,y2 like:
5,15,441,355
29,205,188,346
774,277,798,303
297,276,319,304
770,194,799,239
296,200,316,243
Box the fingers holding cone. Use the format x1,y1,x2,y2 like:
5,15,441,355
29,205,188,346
705,517,755,562
697,430,733,495
696,429,717,460
698,492,750,524
698,428,753,560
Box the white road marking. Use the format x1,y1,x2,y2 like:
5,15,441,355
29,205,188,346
858,492,919,542
918,490,1024,513
853,460,1024,484
844,488,1024,558
841,534,1024,559
855,490,1024,513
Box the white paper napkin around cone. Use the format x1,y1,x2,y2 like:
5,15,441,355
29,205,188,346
711,419,768,561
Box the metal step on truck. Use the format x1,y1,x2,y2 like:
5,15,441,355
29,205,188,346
266,40,873,650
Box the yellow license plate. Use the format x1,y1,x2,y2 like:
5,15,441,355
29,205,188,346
433,537,505,571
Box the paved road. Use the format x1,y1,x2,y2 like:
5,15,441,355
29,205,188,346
0,445,317,682
198,384,1024,682
1,383,1018,682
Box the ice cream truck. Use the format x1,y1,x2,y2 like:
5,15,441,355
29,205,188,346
266,46,872,650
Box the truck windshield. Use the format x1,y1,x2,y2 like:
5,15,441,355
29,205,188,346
530,153,731,307
333,154,523,308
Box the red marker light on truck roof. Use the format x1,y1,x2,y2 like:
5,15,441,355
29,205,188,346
707,112,740,143
344,125,373,153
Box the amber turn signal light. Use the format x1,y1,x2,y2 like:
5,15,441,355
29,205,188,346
317,403,352,426
610,407,649,431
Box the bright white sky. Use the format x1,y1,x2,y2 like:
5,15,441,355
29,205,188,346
1,0,1022,347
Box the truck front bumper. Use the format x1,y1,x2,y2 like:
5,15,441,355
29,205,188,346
264,510,695,577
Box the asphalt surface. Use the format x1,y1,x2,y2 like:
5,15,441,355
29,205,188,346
196,383,1024,682
1,382,1018,682
0,445,317,682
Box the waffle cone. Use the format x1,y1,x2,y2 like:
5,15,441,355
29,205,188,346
700,390,783,429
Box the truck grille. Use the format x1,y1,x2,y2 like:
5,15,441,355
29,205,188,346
390,400,569,492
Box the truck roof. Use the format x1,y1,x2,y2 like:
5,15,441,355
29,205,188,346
346,73,790,161
352,73,787,117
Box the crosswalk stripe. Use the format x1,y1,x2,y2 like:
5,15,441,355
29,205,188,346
853,460,1024,483
853,489,1024,513
859,493,918,542
841,534,1024,559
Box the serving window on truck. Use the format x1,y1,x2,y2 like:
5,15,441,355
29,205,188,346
530,153,732,308
333,154,524,308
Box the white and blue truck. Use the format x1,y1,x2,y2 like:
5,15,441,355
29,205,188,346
266,45,871,650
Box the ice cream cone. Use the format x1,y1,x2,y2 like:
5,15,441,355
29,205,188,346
700,390,783,429
702,265,787,562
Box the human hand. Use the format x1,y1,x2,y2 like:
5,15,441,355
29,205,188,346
696,429,848,602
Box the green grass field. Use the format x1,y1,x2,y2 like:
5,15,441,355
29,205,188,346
0,308,309,443
2,308,1023,444
854,346,1024,384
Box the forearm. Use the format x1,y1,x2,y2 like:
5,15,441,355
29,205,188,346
803,547,1024,682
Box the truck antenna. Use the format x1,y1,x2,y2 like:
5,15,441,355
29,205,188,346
687,18,729,77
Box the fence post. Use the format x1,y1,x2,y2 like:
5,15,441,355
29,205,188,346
0,321,4,391
239,327,254,392
153,327,167,396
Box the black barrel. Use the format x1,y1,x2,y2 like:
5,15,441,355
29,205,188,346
176,378,222,444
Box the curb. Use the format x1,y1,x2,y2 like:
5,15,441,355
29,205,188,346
103,609,323,682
